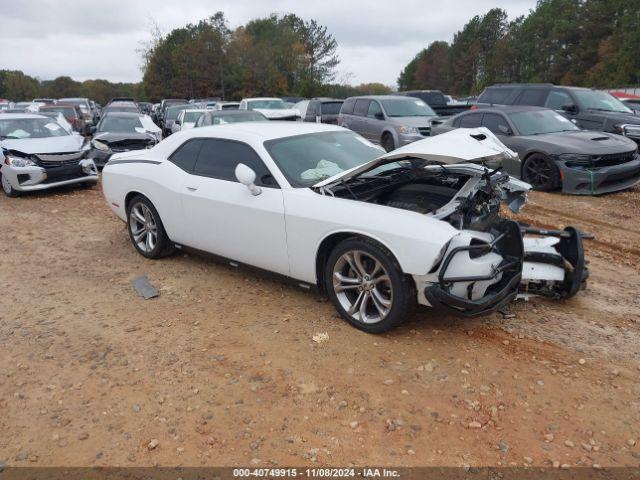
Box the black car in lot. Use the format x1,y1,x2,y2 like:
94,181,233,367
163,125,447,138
89,112,161,168
432,106,640,195
475,83,640,145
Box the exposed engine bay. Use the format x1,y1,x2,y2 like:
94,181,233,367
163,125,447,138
316,158,588,312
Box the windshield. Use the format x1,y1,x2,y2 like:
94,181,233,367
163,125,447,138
44,107,76,117
0,117,69,139
573,90,633,114
509,110,579,135
98,115,146,133
247,99,286,110
166,106,187,120
381,98,436,117
184,111,204,123
212,113,265,124
321,102,343,115
264,131,385,187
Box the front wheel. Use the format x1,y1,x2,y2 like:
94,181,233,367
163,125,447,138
126,195,174,259
1,172,20,197
522,154,559,191
381,133,395,152
325,238,416,333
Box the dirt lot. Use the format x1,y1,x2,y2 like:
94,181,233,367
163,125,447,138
1,182,639,469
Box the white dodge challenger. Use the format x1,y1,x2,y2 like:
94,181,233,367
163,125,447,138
102,123,587,333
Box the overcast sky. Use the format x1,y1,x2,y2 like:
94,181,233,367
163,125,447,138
0,0,536,87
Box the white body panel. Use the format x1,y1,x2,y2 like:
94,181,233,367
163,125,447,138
101,123,578,310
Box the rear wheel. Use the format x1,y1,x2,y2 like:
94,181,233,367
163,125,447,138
522,154,559,191
381,133,395,152
325,238,416,333
1,172,20,197
126,195,174,259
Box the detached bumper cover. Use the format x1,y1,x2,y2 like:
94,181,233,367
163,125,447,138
1,159,98,192
424,220,524,317
558,158,640,195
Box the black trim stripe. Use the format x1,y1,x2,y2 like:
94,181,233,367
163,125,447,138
107,159,161,166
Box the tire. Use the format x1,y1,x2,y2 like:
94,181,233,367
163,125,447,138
1,172,20,197
324,237,416,333
522,154,560,191
126,195,175,259
381,133,395,152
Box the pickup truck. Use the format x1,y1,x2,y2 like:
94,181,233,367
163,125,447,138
398,90,472,117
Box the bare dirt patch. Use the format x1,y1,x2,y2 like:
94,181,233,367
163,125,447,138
1,184,639,468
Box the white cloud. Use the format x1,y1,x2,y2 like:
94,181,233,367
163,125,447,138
0,0,536,87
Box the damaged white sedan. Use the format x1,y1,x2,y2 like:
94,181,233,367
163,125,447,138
0,113,98,197
102,123,587,333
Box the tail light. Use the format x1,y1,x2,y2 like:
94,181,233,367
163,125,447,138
470,105,478,111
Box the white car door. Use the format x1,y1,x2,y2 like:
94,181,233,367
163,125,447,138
179,138,290,276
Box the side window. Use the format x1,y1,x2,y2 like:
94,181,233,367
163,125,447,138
169,139,204,172
514,89,548,106
459,113,482,128
193,139,278,188
478,87,514,105
353,99,370,117
482,113,510,134
545,90,572,110
340,98,356,115
367,101,383,119
305,101,317,122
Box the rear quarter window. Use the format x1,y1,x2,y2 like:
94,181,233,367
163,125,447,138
514,89,548,106
478,87,515,105
353,99,370,117
169,138,204,172
340,98,356,115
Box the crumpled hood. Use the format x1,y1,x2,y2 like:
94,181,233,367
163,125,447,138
253,108,299,119
0,134,86,154
314,127,517,187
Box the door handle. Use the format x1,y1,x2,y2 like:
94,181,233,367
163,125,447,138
186,186,198,191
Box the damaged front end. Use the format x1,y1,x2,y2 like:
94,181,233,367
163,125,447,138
315,128,588,316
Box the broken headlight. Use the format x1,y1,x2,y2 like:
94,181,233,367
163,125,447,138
91,139,110,152
4,154,36,167
558,153,592,167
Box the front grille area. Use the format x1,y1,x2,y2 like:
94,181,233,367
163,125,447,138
109,140,152,152
593,151,637,167
35,151,85,167
418,127,431,136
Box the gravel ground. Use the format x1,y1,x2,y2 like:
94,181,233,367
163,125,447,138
0,182,639,468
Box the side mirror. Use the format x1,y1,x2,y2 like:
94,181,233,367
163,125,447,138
175,118,181,125
561,103,577,114
88,125,96,134
498,124,512,135
235,163,262,196
374,111,384,120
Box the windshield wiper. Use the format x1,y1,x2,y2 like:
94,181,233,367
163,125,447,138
587,107,628,113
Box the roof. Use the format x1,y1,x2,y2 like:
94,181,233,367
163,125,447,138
487,83,592,91
243,97,283,102
0,113,48,120
610,90,640,99
206,110,264,116
100,112,145,118
149,122,344,161
473,106,548,114
345,95,416,101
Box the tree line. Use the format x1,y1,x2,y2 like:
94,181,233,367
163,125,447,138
141,12,390,101
0,70,143,105
398,0,640,95
1,11,392,103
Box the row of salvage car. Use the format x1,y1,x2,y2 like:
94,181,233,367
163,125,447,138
3,87,633,332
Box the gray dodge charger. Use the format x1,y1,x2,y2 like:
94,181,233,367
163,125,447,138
432,106,640,195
